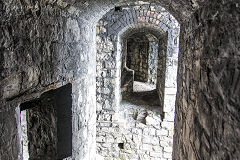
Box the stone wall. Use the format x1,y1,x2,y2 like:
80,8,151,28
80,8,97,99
125,35,159,85
0,105,21,160
96,2,179,113
0,1,96,159
127,39,149,83
97,102,174,159
148,41,159,85
25,99,58,159
173,1,240,159
156,35,168,111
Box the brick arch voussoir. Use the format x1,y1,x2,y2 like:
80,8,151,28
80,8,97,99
106,4,179,37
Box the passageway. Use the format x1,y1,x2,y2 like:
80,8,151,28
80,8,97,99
0,1,239,160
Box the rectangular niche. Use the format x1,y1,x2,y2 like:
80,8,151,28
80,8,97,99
19,84,72,160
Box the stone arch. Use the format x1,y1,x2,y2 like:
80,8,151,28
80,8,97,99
119,25,168,113
96,3,180,115
96,3,180,159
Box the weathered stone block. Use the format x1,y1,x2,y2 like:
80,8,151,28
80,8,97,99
141,144,152,151
150,151,162,158
156,129,168,136
2,74,22,99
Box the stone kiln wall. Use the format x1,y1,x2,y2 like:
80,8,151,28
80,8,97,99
96,3,179,159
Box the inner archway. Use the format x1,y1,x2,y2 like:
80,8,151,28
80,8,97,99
121,30,166,116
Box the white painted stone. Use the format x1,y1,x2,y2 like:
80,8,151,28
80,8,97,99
142,135,152,144
164,147,173,153
156,129,168,136
142,144,153,151
96,154,105,160
161,121,174,130
150,151,163,158
66,18,81,42
153,146,163,152
133,134,142,147
96,136,105,142
146,116,159,126
132,128,143,135
160,140,170,147
163,152,172,159
149,128,156,136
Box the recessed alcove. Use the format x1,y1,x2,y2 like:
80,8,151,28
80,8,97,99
19,84,72,160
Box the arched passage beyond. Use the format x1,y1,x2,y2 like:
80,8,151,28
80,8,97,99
96,3,179,159
120,29,166,116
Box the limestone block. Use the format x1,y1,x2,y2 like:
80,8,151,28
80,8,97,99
150,151,163,158
163,152,172,159
103,100,111,110
124,134,133,142
96,154,105,160
132,128,143,135
160,140,170,148
96,136,105,143
99,122,111,127
153,146,163,152
22,67,40,90
102,143,112,148
164,146,173,153
156,129,168,136
142,144,153,151
163,94,176,113
123,143,131,150
149,128,156,136
143,136,159,146
105,136,114,143
133,134,142,146
161,121,174,130
164,112,175,122
136,122,146,129
146,116,159,126
143,128,150,135
168,130,174,138
2,73,22,99
142,135,152,144
66,18,80,42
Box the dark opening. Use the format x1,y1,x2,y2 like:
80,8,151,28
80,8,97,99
115,6,122,12
118,143,124,149
20,83,72,160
